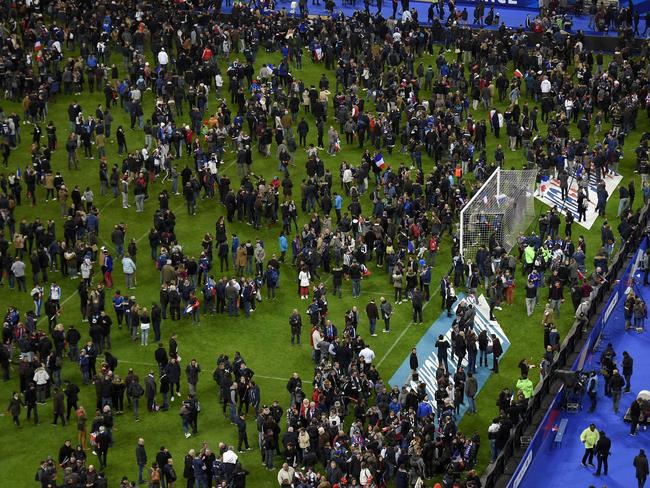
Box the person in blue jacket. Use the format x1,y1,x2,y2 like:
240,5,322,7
278,232,288,263
417,396,433,418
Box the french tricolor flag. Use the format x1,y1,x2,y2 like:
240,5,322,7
373,153,386,170
540,174,550,194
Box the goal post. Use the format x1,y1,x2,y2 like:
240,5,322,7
459,168,537,261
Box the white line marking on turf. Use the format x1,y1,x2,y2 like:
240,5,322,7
376,289,439,368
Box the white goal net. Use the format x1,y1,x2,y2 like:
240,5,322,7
459,168,537,260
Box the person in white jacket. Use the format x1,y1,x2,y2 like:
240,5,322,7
33,365,50,404
80,258,93,285
277,463,295,486
122,254,137,289
311,327,323,363
298,267,310,299
157,48,169,66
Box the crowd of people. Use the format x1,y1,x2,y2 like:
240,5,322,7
1,0,650,487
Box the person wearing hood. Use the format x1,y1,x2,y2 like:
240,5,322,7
254,240,266,275
8,391,23,426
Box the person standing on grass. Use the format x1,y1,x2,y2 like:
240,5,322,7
185,359,201,396
350,260,362,298
365,299,379,337
96,425,110,469
136,438,147,485
289,309,302,345
7,391,23,426
76,406,87,449
24,383,38,424
412,287,424,325
548,278,564,318
33,363,49,404
180,401,193,439
526,280,537,317
140,308,151,346
393,268,404,305
465,373,478,414
504,270,515,305
235,414,251,452
122,253,136,289
298,266,310,299
128,375,144,421
11,256,26,291
491,334,503,373
380,297,393,332
263,429,277,471
580,423,599,467
145,371,157,412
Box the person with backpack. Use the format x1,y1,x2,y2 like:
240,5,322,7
128,375,145,421
180,399,194,439
149,462,162,488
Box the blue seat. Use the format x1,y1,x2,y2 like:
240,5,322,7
554,418,569,448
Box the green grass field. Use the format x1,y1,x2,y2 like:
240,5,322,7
0,45,646,487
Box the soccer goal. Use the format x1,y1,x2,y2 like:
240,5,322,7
459,168,537,260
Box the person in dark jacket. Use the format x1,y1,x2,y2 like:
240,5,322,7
622,351,634,393
435,335,450,373
163,458,178,487
412,288,424,324
166,357,181,400
184,450,195,487
96,425,110,468
409,348,419,371
594,430,611,476
24,383,39,424
155,343,168,373
136,438,147,484
630,398,642,436
235,414,251,452
7,391,23,426
365,299,379,336
52,388,66,426
634,449,649,488
144,371,157,411
64,380,80,420
151,303,162,342
609,369,625,414
491,335,503,373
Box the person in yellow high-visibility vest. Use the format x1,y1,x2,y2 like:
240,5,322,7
516,374,534,400
580,423,600,467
